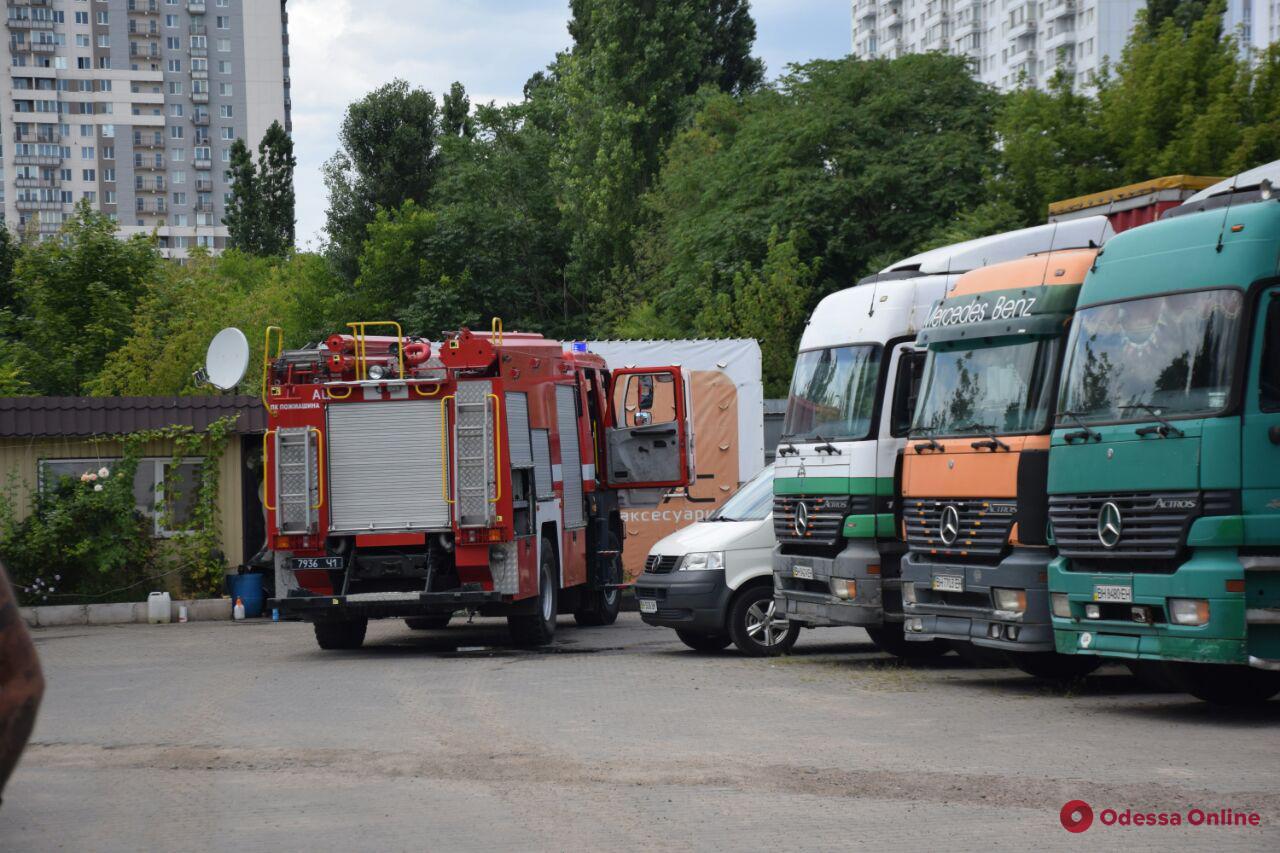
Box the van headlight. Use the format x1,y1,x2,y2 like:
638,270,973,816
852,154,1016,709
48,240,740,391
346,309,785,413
1050,593,1071,619
992,588,1027,614
679,551,724,571
1168,598,1210,626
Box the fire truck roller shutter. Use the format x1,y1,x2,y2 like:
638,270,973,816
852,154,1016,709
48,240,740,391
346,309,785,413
532,429,554,500
556,384,586,528
505,392,533,468
326,400,451,533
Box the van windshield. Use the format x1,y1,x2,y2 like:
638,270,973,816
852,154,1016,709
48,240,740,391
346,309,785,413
782,345,881,442
1058,289,1242,423
912,338,1061,437
711,466,774,522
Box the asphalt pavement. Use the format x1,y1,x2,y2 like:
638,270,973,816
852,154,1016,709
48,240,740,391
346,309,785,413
2,613,1277,851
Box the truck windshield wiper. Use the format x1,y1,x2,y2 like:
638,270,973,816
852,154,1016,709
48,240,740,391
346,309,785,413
777,442,799,457
1119,403,1185,438
910,427,945,454
812,434,842,455
1059,410,1102,443
959,423,1010,452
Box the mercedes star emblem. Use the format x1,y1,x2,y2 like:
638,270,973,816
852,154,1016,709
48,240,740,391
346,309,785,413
939,504,961,546
794,500,810,537
1097,501,1123,548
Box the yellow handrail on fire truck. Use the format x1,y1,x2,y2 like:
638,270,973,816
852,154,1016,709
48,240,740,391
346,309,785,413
262,429,277,511
346,321,405,380
487,393,502,502
261,325,283,413
309,427,325,511
440,395,455,505
490,317,503,346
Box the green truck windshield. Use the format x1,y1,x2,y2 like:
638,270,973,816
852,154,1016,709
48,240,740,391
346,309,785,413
912,338,1060,437
1058,289,1242,423
783,345,881,442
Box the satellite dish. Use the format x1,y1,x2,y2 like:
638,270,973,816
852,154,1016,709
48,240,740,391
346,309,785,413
204,327,250,390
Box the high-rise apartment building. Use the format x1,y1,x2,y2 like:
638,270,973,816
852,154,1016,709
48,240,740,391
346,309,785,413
850,1,1172,92
1,0,290,257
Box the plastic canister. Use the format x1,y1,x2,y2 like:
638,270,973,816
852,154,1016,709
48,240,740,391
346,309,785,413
147,591,172,624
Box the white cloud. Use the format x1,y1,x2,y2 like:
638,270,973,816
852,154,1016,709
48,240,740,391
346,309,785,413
286,0,850,251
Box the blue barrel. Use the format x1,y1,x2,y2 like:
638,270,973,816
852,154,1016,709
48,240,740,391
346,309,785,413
228,573,265,618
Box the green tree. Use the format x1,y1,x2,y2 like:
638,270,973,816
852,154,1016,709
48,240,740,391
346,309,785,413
4,204,160,396
1143,1,1214,35
323,79,442,282
256,120,297,255
222,138,260,253
441,81,474,139
555,0,765,328
625,54,999,341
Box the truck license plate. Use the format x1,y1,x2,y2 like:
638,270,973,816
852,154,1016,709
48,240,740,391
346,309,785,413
289,557,344,570
1093,584,1132,603
793,565,814,580
932,574,964,593
639,599,658,614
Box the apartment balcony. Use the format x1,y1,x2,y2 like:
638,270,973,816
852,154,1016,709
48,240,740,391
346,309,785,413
136,202,168,215
189,23,206,35
953,15,982,36
193,200,215,214
1044,0,1077,23
127,0,160,14
1007,13,1037,41
14,128,60,143
128,24,161,38
5,17,55,31
15,198,64,211
193,157,212,170
13,153,61,166
14,176,59,188
132,135,165,148
854,0,878,23
134,180,166,193
134,157,167,171
881,8,902,29
924,6,949,30
1044,27,1076,52
1008,43,1037,67
195,178,213,192
923,27,951,51
190,68,208,80
19,40,57,54
192,92,209,104
129,45,163,59
188,1,206,12
191,113,210,126
189,46,207,57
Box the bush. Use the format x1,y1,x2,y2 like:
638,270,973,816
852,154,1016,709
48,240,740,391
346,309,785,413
0,458,155,605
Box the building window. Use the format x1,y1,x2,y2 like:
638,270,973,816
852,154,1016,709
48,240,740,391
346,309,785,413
167,36,181,50
170,103,185,117
170,125,184,139
77,57,92,69
167,59,182,73
75,11,89,24
101,124,115,138
105,190,117,204
171,148,186,162
80,146,94,159
96,11,109,24
79,124,94,138
37,458,205,537
216,38,231,52
168,81,184,95
172,170,186,185
103,168,116,182
218,83,232,96
82,169,96,181
219,104,233,117
165,14,178,27
217,60,231,74
216,16,230,28
102,146,114,160
83,191,97,203
220,126,234,140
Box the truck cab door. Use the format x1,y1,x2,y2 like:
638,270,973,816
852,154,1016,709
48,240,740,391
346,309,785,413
603,367,694,489
1244,286,1280,541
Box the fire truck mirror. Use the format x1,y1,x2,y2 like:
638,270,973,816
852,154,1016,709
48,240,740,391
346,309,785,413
204,327,250,390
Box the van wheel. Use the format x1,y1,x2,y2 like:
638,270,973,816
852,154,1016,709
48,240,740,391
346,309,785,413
574,532,622,627
866,624,949,659
677,630,732,652
1167,663,1280,705
314,618,367,650
508,538,557,647
1010,651,1101,681
728,585,800,657
406,614,452,630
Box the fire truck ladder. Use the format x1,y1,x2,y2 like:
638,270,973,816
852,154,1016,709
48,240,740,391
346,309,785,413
454,382,499,527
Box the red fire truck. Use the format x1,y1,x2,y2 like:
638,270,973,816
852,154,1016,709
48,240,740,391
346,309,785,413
234,320,693,650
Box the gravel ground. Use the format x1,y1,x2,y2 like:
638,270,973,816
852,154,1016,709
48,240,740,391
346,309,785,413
2,613,1278,851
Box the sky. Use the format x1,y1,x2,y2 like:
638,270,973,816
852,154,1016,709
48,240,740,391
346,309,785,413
286,0,853,250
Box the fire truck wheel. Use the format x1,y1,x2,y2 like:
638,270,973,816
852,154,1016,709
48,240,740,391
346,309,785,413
313,618,367,650
865,624,949,660
405,614,452,630
574,533,622,627
508,539,558,647
676,630,732,652
728,585,800,657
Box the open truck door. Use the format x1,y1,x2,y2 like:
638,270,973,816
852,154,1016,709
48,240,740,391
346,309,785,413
603,366,694,491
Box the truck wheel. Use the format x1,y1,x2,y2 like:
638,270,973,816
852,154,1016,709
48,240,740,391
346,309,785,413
866,624,949,659
1126,659,1181,691
728,585,800,657
406,614,452,630
1010,651,1101,681
508,538,558,647
313,618,367,650
574,532,622,627
1168,663,1280,706
676,630,732,652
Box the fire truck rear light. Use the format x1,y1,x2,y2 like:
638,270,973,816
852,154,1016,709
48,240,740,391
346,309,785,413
486,529,503,542
275,535,291,549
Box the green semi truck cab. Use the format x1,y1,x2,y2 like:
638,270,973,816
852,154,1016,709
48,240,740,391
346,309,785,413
1047,196,1280,704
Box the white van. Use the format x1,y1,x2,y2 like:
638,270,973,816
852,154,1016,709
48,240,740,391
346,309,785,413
634,465,795,656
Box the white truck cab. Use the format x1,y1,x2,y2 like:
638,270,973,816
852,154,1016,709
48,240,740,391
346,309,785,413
773,219,1113,657
634,465,791,655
